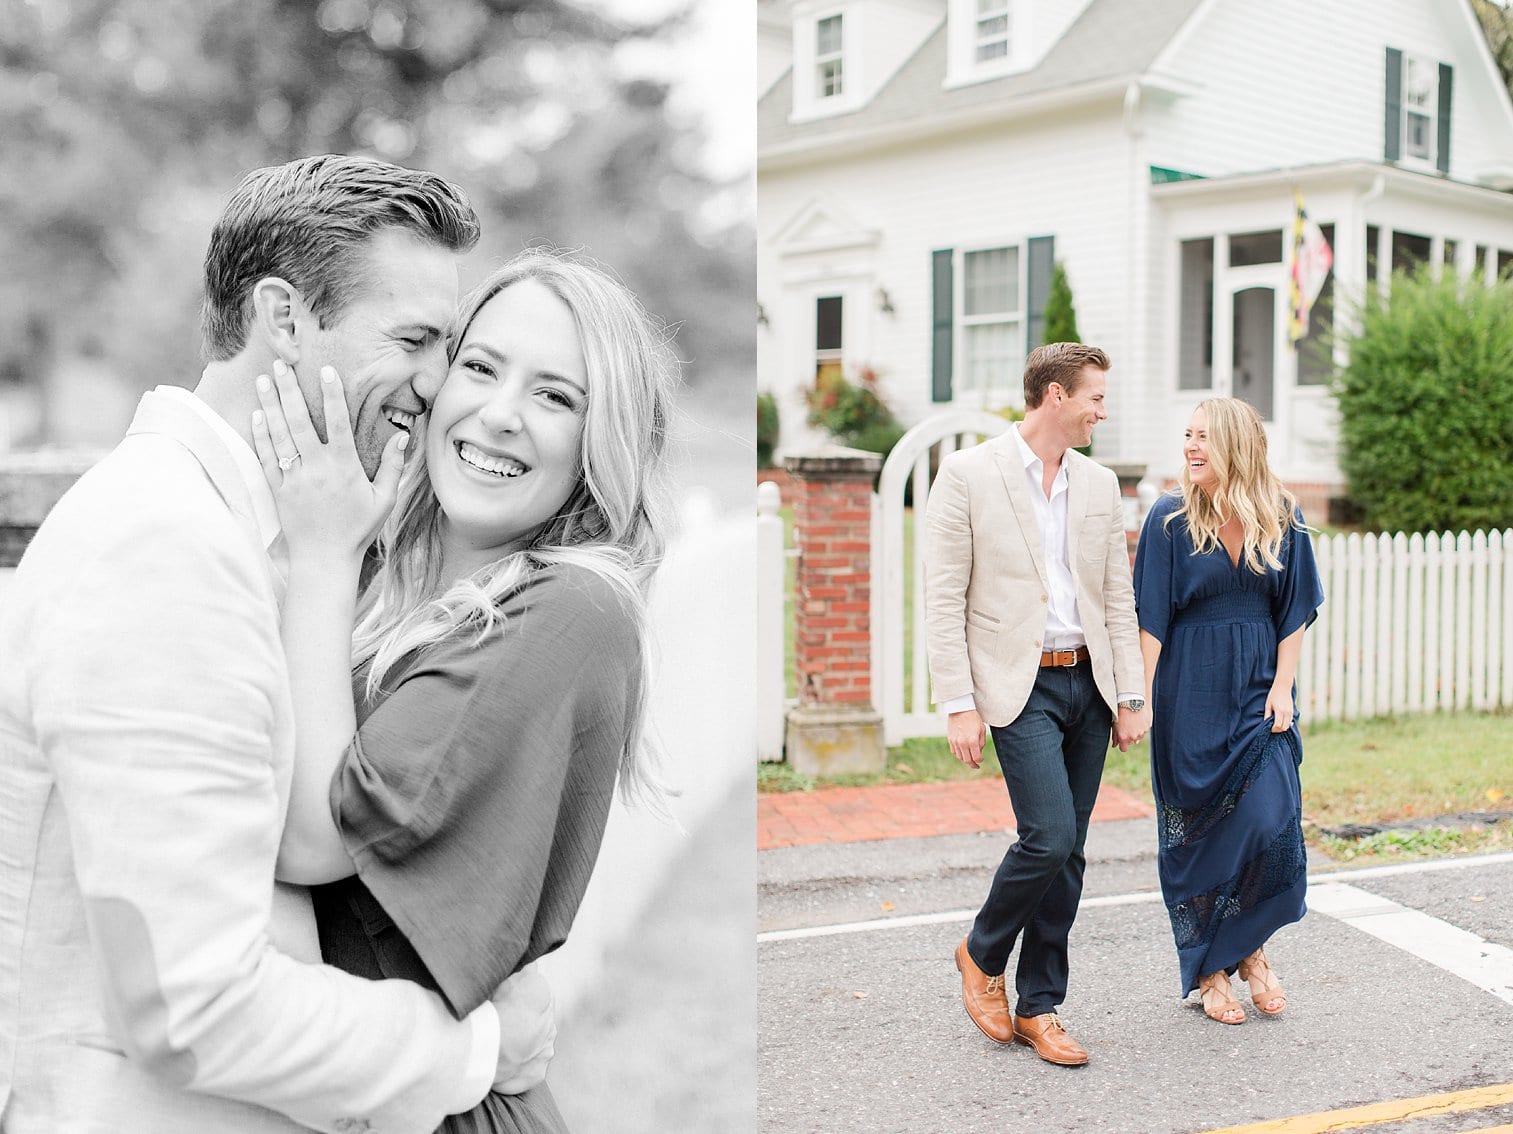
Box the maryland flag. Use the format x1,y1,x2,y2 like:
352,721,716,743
1288,191,1333,346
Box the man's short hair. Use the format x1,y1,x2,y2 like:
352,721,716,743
201,154,481,360
1022,342,1111,409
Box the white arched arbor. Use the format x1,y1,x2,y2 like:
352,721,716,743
872,410,1009,746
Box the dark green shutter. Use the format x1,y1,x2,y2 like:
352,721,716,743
1384,47,1402,161
1025,235,1055,349
931,248,953,402
1437,63,1453,174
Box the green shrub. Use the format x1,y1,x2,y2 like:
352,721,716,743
849,420,907,455
757,390,779,468
1335,271,1513,533
806,366,905,456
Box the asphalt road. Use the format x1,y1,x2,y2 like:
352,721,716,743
759,822,1513,1134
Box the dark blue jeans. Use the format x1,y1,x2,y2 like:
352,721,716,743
967,661,1111,1017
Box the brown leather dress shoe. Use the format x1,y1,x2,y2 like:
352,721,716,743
1013,1013,1089,1066
954,938,1014,1044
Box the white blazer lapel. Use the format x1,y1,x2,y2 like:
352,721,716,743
124,390,283,605
992,442,1048,588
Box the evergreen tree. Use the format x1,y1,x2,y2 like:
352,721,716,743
1042,261,1080,345
1041,261,1091,452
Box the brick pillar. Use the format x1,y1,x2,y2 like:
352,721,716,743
0,452,100,568
783,446,886,776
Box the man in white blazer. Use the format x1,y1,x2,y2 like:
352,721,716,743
0,156,551,1133
923,343,1151,1067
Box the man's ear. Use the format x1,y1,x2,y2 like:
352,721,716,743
250,277,307,366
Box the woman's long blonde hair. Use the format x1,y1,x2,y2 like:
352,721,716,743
350,247,678,806
1168,397,1301,573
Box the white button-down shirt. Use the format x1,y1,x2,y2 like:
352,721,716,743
1009,423,1086,652
943,424,1135,715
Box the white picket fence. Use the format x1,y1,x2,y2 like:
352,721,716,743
756,480,789,762
1298,528,1513,722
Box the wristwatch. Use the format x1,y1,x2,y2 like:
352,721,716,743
1118,696,1146,712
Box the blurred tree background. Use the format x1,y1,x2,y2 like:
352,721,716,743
0,0,753,448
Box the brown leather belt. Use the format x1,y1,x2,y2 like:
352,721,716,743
1039,646,1090,668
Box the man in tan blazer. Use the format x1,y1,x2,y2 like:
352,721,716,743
0,156,551,1133
924,342,1150,1067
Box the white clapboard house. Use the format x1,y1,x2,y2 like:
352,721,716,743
757,0,1513,502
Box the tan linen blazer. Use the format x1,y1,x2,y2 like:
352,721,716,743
922,430,1142,728
0,391,496,1134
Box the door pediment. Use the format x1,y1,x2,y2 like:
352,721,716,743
773,195,881,257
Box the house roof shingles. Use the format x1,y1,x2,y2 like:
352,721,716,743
759,0,1208,153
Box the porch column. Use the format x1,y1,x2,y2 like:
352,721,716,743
1108,462,1148,561
784,445,886,776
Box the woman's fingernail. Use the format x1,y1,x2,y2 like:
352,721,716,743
252,410,264,426
272,360,285,377
397,434,409,451
256,375,271,392
322,366,336,383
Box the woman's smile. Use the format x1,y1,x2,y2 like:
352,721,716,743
455,439,529,479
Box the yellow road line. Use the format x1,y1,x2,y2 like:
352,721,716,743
1202,1082,1513,1133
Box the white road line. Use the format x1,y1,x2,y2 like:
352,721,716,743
758,891,1161,943
757,850,1513,944
1307,881,1513,1006
1303,850,1513,885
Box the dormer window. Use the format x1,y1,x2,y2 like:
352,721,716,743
817,15,844,98
1402,55,1434,160
974,0,1011,63
1384,47,1452,174
945,0,1022,87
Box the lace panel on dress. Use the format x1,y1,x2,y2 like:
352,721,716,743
1165,812,1307,952
1157,728,1301,851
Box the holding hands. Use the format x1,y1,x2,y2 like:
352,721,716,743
1113,703,1152,753
251,360,408,566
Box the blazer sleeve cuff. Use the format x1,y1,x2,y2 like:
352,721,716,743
940,693,977,714
451,999,499,1114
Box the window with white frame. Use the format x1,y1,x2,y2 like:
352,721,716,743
974,0,1011,63
1402,54,1435,161
816,14,844,99
960,246,1021,399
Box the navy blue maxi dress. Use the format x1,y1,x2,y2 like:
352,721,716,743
1133,492,1324,996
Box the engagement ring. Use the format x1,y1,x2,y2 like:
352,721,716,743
278,455,300,471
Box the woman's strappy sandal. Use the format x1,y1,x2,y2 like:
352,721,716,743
1196,970,1245,1025
1237,948,1287,1016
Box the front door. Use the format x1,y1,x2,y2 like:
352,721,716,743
1230,284,1275,421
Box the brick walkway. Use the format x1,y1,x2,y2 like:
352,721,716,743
758,778,1154,851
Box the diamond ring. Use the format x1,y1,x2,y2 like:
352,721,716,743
278,454,300,472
